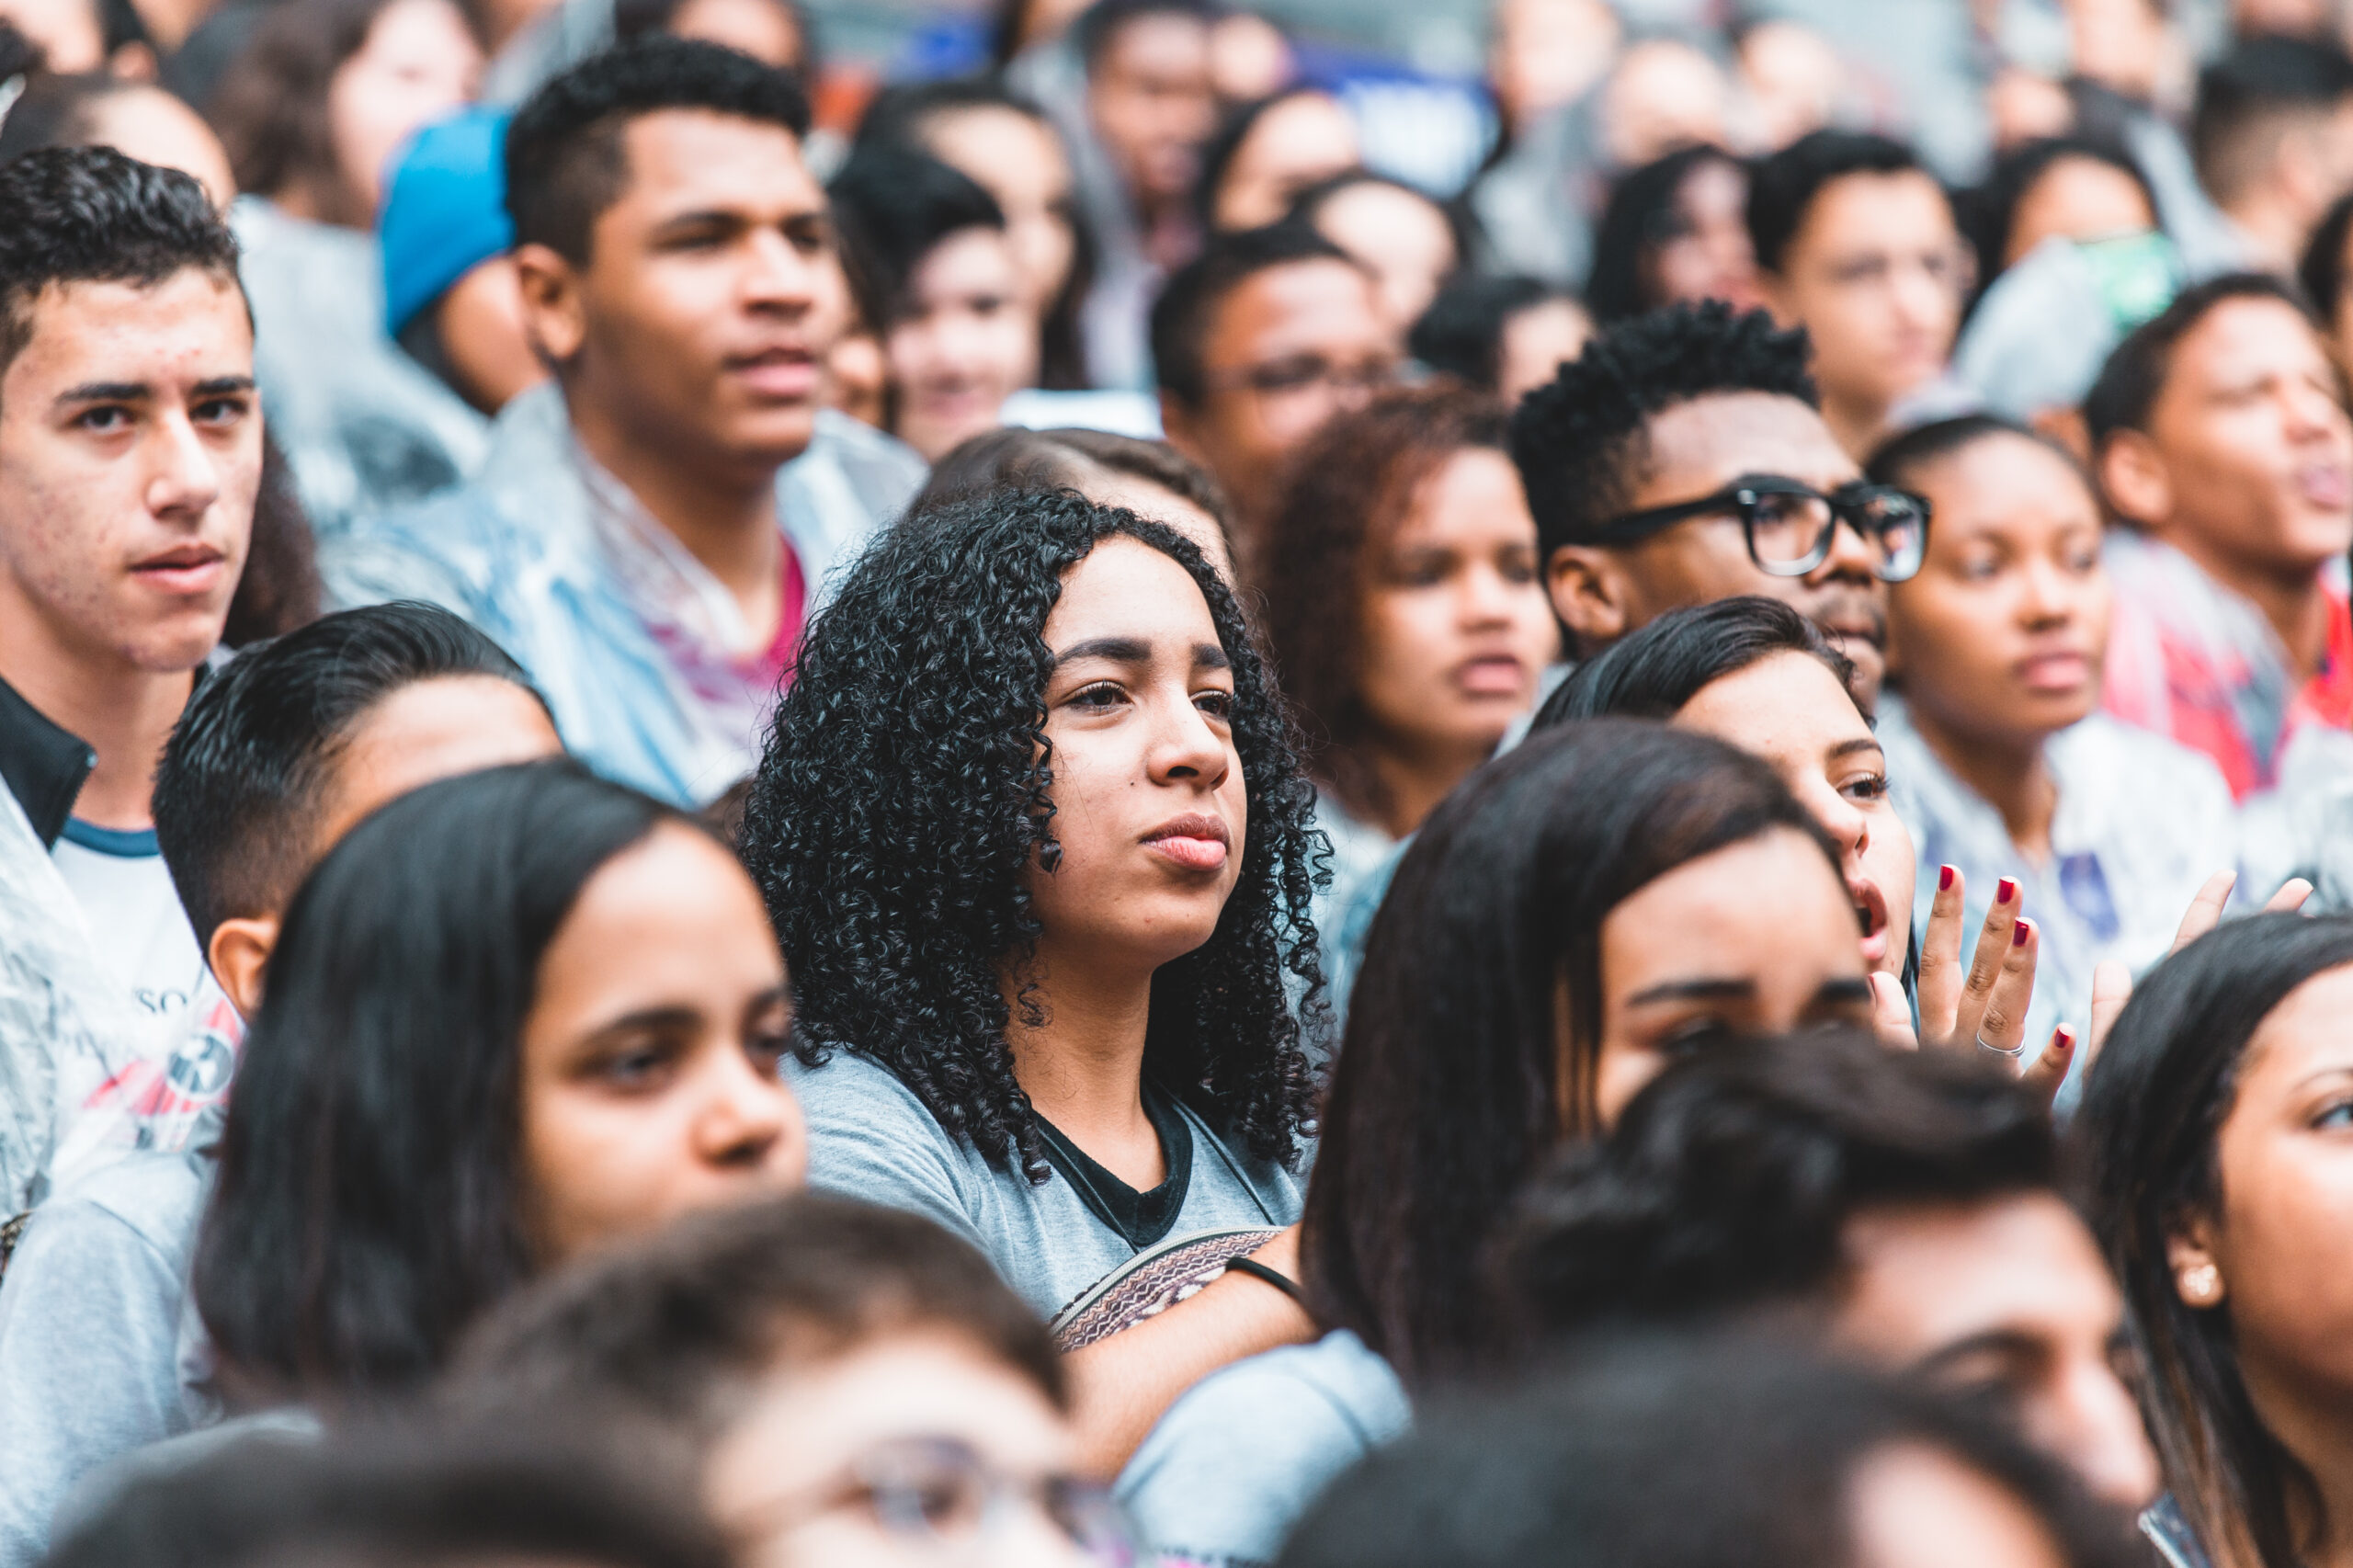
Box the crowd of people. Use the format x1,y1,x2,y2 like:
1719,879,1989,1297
10,0,2353,1563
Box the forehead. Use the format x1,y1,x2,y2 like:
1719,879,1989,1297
3,271,251,397
2163,295,2331,393
1798,168,1954,244
1604,828,1858,973
2236,962,2353,1101
1910,436,2096,535
606,108,821,221
1636,390,1856,500
1837,1193,2118,1353
1047,534,1218,644
1204,258,1384,368
1100,11,1211,74
1677,650,1869,754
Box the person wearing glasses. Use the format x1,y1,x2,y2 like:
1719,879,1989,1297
1152,223,1400,551
1868,416,2238,1107
1747,131,1970,461
1512,300,1921,710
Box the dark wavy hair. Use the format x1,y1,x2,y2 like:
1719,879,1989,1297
1586,143,1748,324
1256,381,1515,825
2079,914,2353,1568
741,490,1324,1179
1301,719,1844,1384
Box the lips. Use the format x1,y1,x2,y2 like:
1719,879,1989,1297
1455,653,1529,699
130,541,226,595
1142,812,1231,872
2016,648,2094,694
725,345,819,400
1851,874,1891,969
2296,460,2351,510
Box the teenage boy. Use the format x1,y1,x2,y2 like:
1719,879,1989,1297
0,146,257,1207
2189,36,2353,276
0,602,563,1568
338,40,915,808
1503,1030,2161,1512
2086,272,2353,800
1747,130,1968,459
1153,223,1398,548
1512,300,1923,710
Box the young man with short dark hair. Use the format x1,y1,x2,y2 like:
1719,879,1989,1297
2191,35,2353,275
1504,1028,2160,1512
1512,301,1925,710
1153,222,1397,543
2085,271,2353,800
1747,130,1967,459
337,39,921,808
0,145,258,1206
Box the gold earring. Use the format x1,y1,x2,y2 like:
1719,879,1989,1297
2178,1262,2223,1307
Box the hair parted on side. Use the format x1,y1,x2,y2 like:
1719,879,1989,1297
827,144,1004,330
1536,596,1856,731
1152,222,1358,405
911,425,1233,545
505,36,812,266
0,144,240,378
1509,301,1816,561
1745,128,1931,275
739,489,1324,1181
152,602,546,949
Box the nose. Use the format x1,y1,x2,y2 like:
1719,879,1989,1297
146,407,225,522
743,227,818,312
1149,691,1232,790
694,1044,801,1179
1808,512,1880,585
2284,377,2347,442
1801,771,1870,875
2017,555,2073,627
1460,562,1518,627
983,1503,1094,1568
2049,1356,2164,1509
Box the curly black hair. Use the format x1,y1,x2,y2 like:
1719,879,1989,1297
1509,301,1817,562
740,489,1325,1180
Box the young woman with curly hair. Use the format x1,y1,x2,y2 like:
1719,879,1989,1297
740,489,1325,1478
1255,382,1557,949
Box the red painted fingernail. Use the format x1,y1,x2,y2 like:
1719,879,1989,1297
1997,878,2018,904
2054,1026,2075,1052
1939,864,1955,892
2013,918,2030,947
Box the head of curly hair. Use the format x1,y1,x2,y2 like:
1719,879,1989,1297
740,489,1326,1179
1509,301,1817,562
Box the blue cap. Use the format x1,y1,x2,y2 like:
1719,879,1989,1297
379,108,514,339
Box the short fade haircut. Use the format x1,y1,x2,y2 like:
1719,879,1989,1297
1074,0,1220,73
2081,270,2325,452
2192,35,2353,210
442,1193,1062,1469
152,602,547,949
43,1426,732,1568
1500,1029,2055,1346
0,145,240,382
505,36,813,267
1152,221,1358,405
1510,301,1817,561
1746,129,1933,275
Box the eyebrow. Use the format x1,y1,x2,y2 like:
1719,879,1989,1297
1828,737,1882,762
1910,1329,2041,1378
193,376,256,397
1054,636,1151,666
52,374,256,409
1625,977,1757,1006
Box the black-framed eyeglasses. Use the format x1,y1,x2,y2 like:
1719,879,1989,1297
1587,474,1931,583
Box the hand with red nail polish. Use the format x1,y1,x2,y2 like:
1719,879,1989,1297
1907,864,2040,1066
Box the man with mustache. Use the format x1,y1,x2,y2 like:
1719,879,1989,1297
1514,300,1912,712
337,39,919,808
0,147,259,1114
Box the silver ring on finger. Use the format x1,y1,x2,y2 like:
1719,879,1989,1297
1975,1032,2026,1060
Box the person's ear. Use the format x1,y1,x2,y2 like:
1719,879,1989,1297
2275,124,2328,222
1159,390,1205,464
207,915,279,1021
512,241,587,367
2097,429,2171,528
2165,1226,2226,1310
1546,544,1631,655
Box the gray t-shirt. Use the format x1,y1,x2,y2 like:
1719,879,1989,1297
0,1148,213,1568
1118,1330,1410,1568
786,1051,1303,1321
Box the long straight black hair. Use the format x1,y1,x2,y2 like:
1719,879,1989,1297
1301,719,1844,1387
193,760,700,1410
2080,914,2353,1568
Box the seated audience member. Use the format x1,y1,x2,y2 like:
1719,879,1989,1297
914,425,1235,577
2085,274,2353,801
0,70,235,205
1068,0,1220,392
44,1428,732,1568
1505,1030,2159,1508
1746,131,1970,459
1254,384,1557,942
208,0,490,540
828,147,1040,464
2189,35,2353,276
1407,273,1592,406
1585,143,1761,324
1152,223,1397,542
2080,913,2353,1568
337,40,924,807
1967,137,2160,287
1289,169,1465,335
1196,85,1359,233
446,1195,1117,1568
0,148,257,1173
1275,1337,2141,1568
380,108,546,419
1513,301,1918,709
2300,189,2353,372
1869,416,2236,1096
855,78,1091,389
1118,722,1878,1565
192,761,802,1418
739,492,1323,1478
